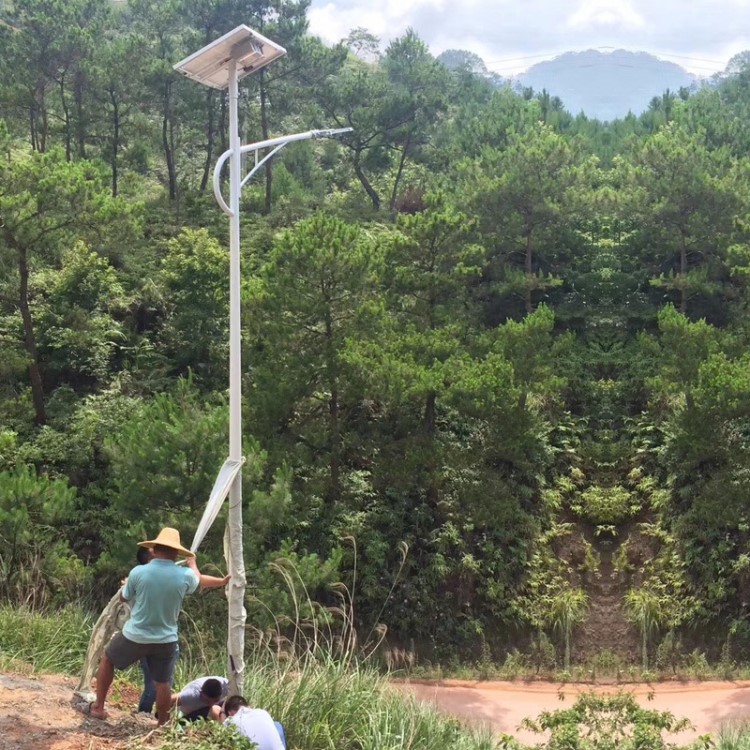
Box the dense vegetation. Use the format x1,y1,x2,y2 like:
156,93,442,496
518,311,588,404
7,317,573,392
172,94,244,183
3,0,750,675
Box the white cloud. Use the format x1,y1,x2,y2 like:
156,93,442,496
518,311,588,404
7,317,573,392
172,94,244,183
307,0,750,76
567,0,645,30
309,0,448,44
308,4,386,42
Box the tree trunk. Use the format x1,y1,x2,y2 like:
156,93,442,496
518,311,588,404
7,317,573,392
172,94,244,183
524,225,533,314
642,630,648,671
74,68,87,158
29,103,37,152
39,84,49,153
424,391,436,436
353,150,381,210
59,75,72,161
564,630,571,671
259,70,273,214
325,312,341,504
535,627,544,674
199,88,216,193
219,92,228,154
16,243,46,425
389,131,412,211
162,82,177,200
424,391,439,508
110,90,120,197
679,233,688,314
328,383,340,503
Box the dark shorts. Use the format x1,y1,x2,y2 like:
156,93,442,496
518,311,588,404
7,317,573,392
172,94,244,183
105,633,178,684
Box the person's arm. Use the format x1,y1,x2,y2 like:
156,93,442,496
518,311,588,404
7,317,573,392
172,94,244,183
121,568,138,602
186,556,231,590
200,573,231,589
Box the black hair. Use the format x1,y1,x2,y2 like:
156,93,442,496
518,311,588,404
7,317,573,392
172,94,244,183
224,695,247,714
136,547,153,565
201,679,224,700
153,544,178,559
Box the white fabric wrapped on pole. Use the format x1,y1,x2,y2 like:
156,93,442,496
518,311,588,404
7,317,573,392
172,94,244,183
189,458,244,553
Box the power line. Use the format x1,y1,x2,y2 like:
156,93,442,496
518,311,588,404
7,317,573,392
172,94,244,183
482,51,571,65
649,51,729,65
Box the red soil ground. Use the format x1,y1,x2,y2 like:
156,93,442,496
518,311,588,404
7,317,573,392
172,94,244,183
0,671,154,750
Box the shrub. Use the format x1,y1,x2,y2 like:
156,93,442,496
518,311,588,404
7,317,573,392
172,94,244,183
571,485,638,525
520,692,695,750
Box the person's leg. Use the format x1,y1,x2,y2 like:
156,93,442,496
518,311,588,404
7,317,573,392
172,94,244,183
138,656,157,713
148,642,178,725
155,681,172,725
90,654,114,719
274,721,287,748
90,633,141,720
171,643,180,689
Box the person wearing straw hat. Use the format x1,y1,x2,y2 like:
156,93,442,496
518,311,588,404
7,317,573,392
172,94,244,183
88,527,229,724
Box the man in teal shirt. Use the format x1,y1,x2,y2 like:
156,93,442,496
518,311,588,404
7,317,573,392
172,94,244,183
89,527,229,724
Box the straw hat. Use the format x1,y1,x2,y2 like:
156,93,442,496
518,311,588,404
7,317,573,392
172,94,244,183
138,527,195,558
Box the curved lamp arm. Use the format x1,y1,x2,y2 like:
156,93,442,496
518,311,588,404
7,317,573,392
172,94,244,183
212,127,352,216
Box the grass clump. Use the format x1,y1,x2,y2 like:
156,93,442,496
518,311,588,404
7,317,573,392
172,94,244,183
714,724,750,750
135,719,258,750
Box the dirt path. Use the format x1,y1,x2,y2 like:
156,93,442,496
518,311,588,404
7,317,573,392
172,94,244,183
397,678,750,744
0,672,154,750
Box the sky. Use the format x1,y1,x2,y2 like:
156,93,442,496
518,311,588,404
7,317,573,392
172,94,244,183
307,0,750,77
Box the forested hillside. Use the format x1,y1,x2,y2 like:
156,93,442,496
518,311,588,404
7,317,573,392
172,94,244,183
3,0,750,672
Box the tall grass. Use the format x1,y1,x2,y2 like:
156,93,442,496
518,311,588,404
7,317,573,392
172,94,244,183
238,656,499,750
0,604,92,673
0,603,499,750
715,724,750,750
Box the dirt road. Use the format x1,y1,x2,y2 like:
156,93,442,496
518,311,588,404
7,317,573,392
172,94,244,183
0,672,151,750
397,678,750,744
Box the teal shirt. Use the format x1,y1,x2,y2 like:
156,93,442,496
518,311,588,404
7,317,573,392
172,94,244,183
121,559,199,644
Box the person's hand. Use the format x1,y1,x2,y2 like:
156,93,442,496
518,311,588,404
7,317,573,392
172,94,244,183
221,574,231,586
120,577,128,587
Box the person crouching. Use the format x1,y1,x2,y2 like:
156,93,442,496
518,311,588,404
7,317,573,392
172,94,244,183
222,695,286,750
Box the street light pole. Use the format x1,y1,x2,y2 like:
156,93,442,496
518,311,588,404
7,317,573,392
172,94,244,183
175,26,351,697
225,56,246,697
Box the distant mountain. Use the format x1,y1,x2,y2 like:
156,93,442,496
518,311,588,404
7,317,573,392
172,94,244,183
436,49,508,89
517,49,697,121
